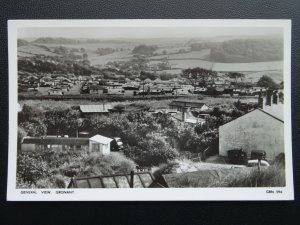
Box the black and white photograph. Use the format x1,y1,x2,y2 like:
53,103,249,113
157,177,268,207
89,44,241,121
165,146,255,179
7,19,293,200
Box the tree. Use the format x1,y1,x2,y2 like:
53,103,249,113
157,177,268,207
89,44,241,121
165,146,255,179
227,72,245,84
132,45,158,56
20,119,47,137
17,153,49,184
18,104,43,123
257,75,279,89
182,67,216,89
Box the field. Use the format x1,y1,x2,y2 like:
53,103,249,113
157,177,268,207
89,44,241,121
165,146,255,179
18,39,284,82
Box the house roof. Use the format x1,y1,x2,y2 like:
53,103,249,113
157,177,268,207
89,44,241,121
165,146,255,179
89,135,113,144
169,100,207,108
22,137,89,145
260,104,284,122
220,104,284,128
79,104,114,113
68,172,156,188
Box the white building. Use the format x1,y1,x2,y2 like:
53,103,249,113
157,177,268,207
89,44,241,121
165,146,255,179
89,135,113,155
21,134,113,156
219,103,284,161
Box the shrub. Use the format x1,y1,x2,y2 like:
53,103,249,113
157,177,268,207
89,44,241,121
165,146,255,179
125,134,179,167
80,152,136,176
219,166,286,187
16,175,35,189
17,153,49,184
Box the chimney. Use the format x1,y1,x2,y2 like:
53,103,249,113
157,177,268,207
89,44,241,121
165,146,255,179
266,89,272,106
130,171,134,188
258,92,263,109
272,91,278,104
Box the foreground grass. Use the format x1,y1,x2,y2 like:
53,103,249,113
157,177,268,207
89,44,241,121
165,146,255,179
166,165,285,188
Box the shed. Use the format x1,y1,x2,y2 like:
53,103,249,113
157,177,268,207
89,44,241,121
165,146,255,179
80,104,115,115
89,135,113,155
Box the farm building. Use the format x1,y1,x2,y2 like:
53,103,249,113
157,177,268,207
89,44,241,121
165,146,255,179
21,134,113,155
169,100,210,112
68,171,158,188
219,103,284,161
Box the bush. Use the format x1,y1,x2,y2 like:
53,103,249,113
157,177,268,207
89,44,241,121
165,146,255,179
17,153,49,184
80,152,136,176
219,166,285,187
124,134,179,167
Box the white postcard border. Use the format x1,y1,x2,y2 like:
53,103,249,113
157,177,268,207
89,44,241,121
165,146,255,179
7,19,294,201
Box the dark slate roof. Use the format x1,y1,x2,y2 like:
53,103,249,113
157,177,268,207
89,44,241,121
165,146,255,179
68,172,156,188
22,137,89,145
169,101,206,108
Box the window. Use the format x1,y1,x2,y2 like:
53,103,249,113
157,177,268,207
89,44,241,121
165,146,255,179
92,143,99,152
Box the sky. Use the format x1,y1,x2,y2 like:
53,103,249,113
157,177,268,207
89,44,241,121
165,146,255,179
18,26,283,40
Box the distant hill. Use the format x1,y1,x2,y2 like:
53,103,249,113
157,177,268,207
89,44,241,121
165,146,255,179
209,38,283,63
32,37,80,45
18,39,29,47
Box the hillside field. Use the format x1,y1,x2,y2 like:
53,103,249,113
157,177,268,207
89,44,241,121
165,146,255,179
18,39,284,82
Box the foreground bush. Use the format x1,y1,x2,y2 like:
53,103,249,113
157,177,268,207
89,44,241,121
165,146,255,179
17,153,49,185
80,152,136,176
222,166,285,187
167,166,285,188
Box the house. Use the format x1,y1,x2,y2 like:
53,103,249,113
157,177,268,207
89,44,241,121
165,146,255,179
89,85,104,94
169,100,210,112
21,134,113,156
219,99,284,161
68,171,158,188
48,87,64,95
172,88,190,95
171,110,206,125
104,87,124,95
